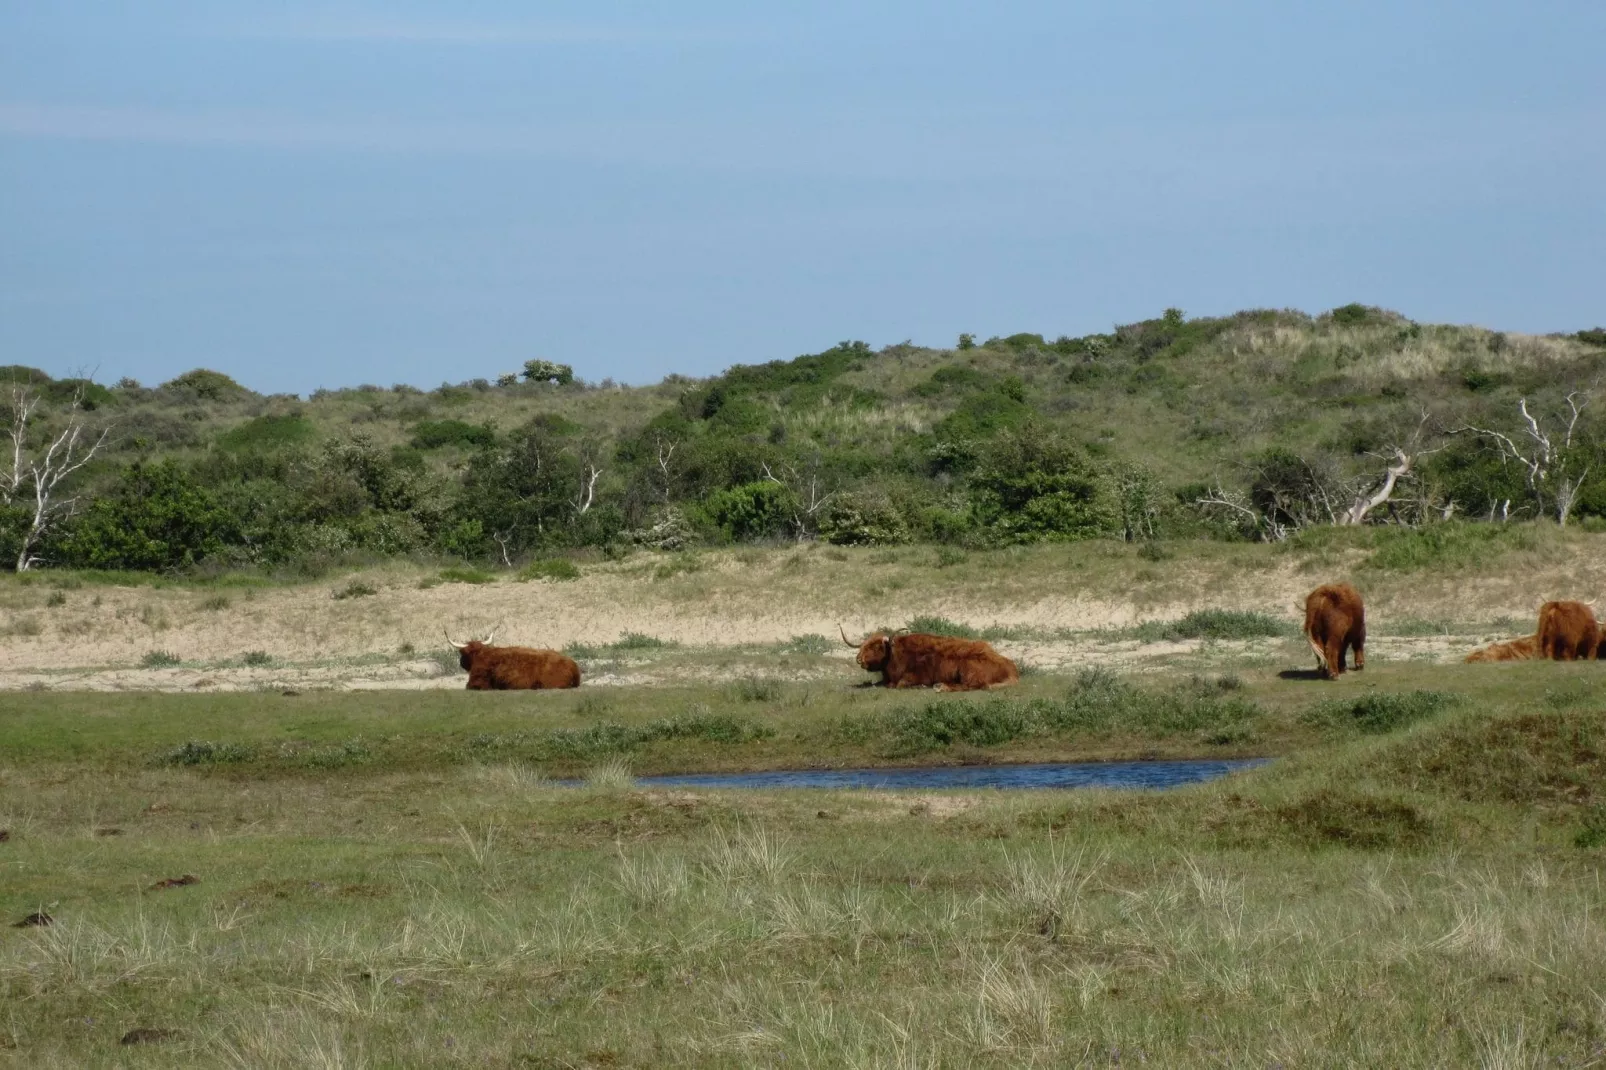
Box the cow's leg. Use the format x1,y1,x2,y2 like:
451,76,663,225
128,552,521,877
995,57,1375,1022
1350,626,1365,671
1324,637,1347,678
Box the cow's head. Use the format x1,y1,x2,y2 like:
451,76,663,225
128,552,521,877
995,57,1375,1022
445,628,498,671
842,625,893,672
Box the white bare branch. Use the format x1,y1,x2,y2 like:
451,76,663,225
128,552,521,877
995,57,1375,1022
3,383,111,571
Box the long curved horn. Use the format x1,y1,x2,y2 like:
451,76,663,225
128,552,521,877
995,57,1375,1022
443,627,469,651
840,624,859,648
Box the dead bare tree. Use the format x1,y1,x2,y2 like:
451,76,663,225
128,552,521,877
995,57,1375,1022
569,438,607,517
761,457,835,541
1337,414,1445,526
1196,482,1292,542
651,433,678,504
1452,392,1593,526
3,383,110,571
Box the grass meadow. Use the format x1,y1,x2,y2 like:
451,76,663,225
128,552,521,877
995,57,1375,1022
2,654,1604,1067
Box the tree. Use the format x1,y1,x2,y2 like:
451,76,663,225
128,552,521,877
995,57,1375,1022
1336,413,1445,526
2,383,110,570
1452,393,1595,526
522,359,575,386
59,461,237,571
968,425,1113,543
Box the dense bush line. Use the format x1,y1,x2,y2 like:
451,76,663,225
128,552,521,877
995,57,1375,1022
5,307,1605,573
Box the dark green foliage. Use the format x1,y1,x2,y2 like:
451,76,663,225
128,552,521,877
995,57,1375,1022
1304,691,1458,735
60,462,238,571
0,365,53,386
1326,304,1399,328
697,481,796,541
518,558,581,582
44,378,117,410
241,650,273,666
161,369,249,401
1272,791,1438,849
968,425,1112,542
1577,806,1606,849
858,668,1264,756
411,419,497,450
1132,610,1293,642
331,581,378,600
141,651,181,668
218,415,313,452
1577,328,1606,347
904,615,980,638
522,360,575,385
438,567,494,584
819,493,910,546
613,632,675,651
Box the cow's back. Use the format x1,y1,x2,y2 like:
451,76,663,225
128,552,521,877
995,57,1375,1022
1537,601,1598,661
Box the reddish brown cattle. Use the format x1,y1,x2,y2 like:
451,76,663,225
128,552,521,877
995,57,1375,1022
446,631,581,690
1303,583,1366,679
1464,634,1541,663
841,627,1019,692
1536,600,1599,661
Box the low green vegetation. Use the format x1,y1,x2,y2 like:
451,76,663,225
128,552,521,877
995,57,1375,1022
1,660,1603,1065
1131,609,1295,642
6,308,1605,579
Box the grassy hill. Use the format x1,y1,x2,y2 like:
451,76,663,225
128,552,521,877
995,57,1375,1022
3,305,1604,574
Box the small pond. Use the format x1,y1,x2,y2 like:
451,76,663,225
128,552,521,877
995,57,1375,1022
629,759,1267,792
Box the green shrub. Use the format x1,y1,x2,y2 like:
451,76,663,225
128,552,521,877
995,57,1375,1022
1362,523,1534,572
697,482,797,542
904,615,980,639
439,567,495,585
219,415,313,452
613,632,675,651
410,419,497,450
161,368,249,401
518,558,581,582
141,650,181,668
241,650,274,667
728,677,783,702
1132,609,1293,642
1576,806,1606,849
331,580,378,600
779,634,832,655
59,462,239,571
1304,691,1458,735
522,359,575,385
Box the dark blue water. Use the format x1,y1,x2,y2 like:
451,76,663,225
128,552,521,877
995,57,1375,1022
630,759,1267,792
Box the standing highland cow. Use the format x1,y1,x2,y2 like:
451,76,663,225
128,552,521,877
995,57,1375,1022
841,627,1019,692
1536,600,1599,661
445,630,581,690
1303,583,1366,679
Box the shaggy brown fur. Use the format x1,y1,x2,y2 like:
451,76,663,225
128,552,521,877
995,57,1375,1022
842,628,1019,692
1303,583,1366,680
1537,600,1599,661
1464,635,1541,663
451,641,581,690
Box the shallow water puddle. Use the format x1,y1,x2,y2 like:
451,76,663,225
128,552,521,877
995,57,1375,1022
625,759,1267,791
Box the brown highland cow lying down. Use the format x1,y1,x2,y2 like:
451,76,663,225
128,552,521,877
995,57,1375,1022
1464,600,1599,663
842,627,1019,692
446,630,582,690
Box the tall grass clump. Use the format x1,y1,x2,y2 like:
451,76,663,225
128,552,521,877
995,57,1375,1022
1360,522,1538,572
140,650,181,668
583,756,635,790
518,558,581,582
870,668,1263,755
1131,609,1292,642
904,615,980,638
1304,690,1458,735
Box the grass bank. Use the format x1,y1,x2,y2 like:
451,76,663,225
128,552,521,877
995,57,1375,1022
1,663,1604,1066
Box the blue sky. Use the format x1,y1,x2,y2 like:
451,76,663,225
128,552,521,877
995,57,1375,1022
2,2,1602,394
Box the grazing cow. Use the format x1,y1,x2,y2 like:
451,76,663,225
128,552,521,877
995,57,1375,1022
1303,583,1366,679
1536,600,1599,661
1465,635,1541,663
446,631,581,690
841,627,1019,692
